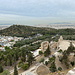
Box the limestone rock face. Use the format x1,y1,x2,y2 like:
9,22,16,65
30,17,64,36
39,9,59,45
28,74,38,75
58,36,63,43
58,40,70,51
66,68,75,75
41,41,49,52
50,41,58,50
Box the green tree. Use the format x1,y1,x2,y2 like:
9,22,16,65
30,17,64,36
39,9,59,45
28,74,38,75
15,50,19,61
70,61,75,66
21,49,26,62
0,65,3,73
61,51,69,69
4,56,8,66
67,42,75,54
58,67,62,71
22,63,29,70
50,62,57,72
45,61,48,65
44,45,51,57
39,51,43,55
5,46,10,50
14,65,18,75
27,53,35,65
39,58,44,63
7,54,12,66
49,56,55,63
0,70,10,75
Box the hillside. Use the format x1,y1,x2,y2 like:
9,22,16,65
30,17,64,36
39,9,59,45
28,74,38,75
0,25,57,37
0,25,75,39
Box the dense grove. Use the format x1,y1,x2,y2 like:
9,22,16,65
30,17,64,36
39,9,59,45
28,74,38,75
0,47,34,73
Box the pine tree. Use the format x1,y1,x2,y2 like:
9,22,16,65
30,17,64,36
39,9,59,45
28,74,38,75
50,62,57,72
27,53,35,65
67,42,75,54
44,45,51,57
21,49,26,62
14,65,18,75
62,51,69,69
0,65,3,73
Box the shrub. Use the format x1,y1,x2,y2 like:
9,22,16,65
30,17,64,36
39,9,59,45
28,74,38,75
45,61,48,65
0,65,3,73
39,51,43,55
70,61,75,66
58,49,62,53
39,58,44,63
58,67,62,71
50,62,57,72
0,70,10,75
22,63,29,70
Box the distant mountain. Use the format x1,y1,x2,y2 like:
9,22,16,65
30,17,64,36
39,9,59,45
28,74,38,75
35,23,75,29
49,22,73,24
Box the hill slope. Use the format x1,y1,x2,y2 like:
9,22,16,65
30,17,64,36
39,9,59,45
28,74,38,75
0,25,75,38
0,25,56,37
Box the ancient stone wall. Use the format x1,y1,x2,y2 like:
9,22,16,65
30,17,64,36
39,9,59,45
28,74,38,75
41,41,49,52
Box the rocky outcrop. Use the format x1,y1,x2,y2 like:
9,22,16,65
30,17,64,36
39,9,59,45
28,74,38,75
41,41,49,52
66,68,75,75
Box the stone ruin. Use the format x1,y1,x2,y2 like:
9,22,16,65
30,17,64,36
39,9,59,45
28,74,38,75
66,68,75,75
41,41,49,52
40,36,64,52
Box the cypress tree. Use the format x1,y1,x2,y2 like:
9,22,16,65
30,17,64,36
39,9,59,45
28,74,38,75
0,65,3,73
44,45,51,57
67,42,75,54
27,53,35,65
50,62,57,72
14,65,18,75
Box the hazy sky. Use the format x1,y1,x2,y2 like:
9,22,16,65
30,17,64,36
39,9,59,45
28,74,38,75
0,0,75,25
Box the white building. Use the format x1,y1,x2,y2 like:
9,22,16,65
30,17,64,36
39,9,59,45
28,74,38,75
31,49,42,57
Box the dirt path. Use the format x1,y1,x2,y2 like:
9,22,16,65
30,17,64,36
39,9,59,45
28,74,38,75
55,52,67,70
